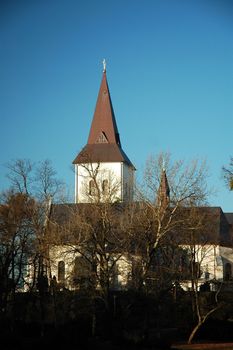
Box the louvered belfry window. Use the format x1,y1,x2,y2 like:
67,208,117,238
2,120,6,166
96,131,108,143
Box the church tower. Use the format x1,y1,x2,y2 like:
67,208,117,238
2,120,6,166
73,63,135,203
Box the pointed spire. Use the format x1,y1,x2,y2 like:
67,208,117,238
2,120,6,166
73,64,135,169
157,169,170,209
87,68,121,147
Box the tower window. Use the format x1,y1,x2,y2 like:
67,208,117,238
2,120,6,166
58,261,65,282
102,179,108,195
89,180,96,196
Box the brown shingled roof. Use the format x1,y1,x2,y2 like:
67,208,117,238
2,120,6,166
73,143,135,167
73,70,135,168
87,71,121,146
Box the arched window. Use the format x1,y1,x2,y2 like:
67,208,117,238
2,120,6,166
89,180,96,196
58,261,65,282
224,263,232,281
102,179,108,195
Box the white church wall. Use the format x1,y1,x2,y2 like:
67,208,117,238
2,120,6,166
180,244,225,291
219,246,233,280
111,255,132,290
49,245,132,291
75,162,133,203
49,245,80,289
48,243,233,292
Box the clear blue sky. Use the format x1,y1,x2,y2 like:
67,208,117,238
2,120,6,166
1,0,233,210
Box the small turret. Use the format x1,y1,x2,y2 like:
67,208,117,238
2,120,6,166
157,168,170,210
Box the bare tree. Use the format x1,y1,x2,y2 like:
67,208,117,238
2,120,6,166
133,153,210,292
46,198,134,338
49,204,131,299
34,159,66,202
6,159,34,195
6,158,65,203
48,158,134,301
4,158,66,295
0,192,36,316
184,212,224,344
222,157,233,191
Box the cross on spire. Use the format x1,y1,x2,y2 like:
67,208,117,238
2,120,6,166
103,58,106,73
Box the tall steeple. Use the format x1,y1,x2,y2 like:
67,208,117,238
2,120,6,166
73,65,133,166
87,67,121,146
73,62,135,203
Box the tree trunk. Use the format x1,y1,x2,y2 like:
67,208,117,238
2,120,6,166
188,320,203,344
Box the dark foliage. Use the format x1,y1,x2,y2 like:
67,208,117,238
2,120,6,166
1,290,233,349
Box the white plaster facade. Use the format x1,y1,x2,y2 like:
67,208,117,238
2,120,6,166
180,244,233,291
49,245,78,288
49,245,132,291
47,239,233,293
75,161,134,203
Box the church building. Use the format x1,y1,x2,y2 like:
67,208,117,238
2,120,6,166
45,63,233,293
